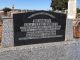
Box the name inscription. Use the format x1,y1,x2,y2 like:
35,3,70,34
19,19,62,40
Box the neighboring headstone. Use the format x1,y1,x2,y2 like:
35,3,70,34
13,11,66,46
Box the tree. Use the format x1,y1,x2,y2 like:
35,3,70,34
3,7,11,12
3,7,11,16
77,8,80,13
77,8,80,16
51,0,68,11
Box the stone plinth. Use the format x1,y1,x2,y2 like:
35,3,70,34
1,17,14,47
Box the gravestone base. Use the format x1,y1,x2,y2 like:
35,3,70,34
0,40,80,60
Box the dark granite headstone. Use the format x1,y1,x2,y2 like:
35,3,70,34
13,11,66,46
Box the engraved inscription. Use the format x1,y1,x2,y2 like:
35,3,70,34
19,19,62,40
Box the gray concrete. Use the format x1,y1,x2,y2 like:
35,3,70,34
0,40,80,60
65,19,74,41
1,17,14,47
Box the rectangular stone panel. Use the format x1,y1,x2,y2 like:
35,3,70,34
13,11,66,46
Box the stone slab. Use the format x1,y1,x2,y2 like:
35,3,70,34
0,40,80,60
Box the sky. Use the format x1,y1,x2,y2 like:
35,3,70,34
77,0,80,8
0,0,80,10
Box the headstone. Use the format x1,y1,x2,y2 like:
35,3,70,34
1,0,76,47
13,11,66,46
